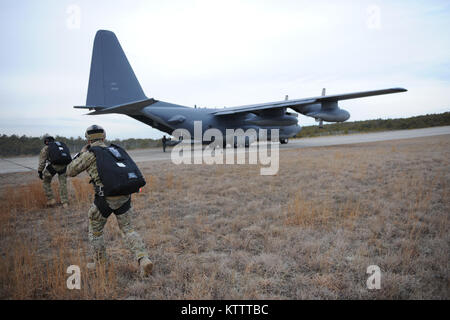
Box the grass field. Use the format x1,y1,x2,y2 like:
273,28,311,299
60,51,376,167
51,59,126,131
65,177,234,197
0,135,449,299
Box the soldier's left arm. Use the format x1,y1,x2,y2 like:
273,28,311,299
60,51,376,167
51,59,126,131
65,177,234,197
37,146,48,172
66,151,95,177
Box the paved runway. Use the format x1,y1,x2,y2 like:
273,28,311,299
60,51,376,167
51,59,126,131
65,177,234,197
1,126,449,174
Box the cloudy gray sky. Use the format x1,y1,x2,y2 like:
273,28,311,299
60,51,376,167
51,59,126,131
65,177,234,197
0,0,449,139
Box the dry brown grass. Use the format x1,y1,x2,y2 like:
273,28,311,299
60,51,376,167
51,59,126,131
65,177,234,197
71,177,92,207
0,134,449,299
4,180,47,212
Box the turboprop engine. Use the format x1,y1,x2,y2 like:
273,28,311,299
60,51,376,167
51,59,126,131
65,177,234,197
308,101,350,122
300,88,350,127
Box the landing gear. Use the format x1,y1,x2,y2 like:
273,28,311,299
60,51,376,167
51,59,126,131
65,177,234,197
315,118,323,128
280,138,288,144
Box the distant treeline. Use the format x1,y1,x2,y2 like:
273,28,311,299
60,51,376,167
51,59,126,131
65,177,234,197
1,112,449,157
0,135,162,157
295,112,450,138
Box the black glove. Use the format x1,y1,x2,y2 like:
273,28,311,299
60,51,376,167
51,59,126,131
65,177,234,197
38,171,43,180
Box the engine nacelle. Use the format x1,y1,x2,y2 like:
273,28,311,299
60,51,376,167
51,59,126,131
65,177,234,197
306,101,350,122
311,108,350,122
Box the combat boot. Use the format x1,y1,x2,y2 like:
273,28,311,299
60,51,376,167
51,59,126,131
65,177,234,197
139,257,153,277
46,199,56,206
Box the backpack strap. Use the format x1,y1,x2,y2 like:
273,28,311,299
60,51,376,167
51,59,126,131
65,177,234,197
94,195,114,218
94,194,131,218
113,197,131,216
45,164,57,176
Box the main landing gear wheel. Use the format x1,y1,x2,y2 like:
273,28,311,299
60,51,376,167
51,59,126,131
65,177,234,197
280,138,288,144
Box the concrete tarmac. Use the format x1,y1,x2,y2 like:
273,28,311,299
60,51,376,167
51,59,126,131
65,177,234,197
1,126,449,174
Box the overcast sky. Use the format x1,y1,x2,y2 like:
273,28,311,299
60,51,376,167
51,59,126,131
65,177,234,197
0,0,449,139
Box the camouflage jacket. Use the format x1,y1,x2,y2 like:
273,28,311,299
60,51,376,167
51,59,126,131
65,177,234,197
66,140,130,204
66,141,104,186
38,145,67,173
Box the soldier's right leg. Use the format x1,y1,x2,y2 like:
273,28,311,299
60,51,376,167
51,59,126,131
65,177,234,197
57,173,69,206
87,203,108,267
115,208,153,276
43,169,56,206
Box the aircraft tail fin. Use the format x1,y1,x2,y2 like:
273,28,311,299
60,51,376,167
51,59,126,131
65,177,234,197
86,30,147,108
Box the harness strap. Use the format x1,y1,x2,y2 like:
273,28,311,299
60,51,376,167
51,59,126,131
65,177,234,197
46,164,57,176
46,164,66,176
94,194,131,218
58,166,67,174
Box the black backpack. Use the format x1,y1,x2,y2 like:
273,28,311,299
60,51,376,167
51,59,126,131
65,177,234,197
48,141,72,165
89,144,146,196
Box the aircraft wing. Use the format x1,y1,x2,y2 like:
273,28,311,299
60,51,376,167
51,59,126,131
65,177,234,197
210,87,407,116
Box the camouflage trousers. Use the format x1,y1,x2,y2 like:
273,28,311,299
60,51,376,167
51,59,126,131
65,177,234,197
87,196,149,263
43,168,68,204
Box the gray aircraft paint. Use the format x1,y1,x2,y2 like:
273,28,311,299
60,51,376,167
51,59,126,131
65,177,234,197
75,30,407,143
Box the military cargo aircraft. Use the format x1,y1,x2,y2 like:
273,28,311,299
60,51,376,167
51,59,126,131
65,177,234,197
75,30,407,146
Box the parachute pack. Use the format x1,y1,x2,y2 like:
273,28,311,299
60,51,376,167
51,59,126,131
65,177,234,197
48,141,72,165
89,144,146,196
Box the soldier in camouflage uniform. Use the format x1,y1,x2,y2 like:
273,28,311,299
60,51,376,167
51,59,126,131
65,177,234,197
66,125,153,276
38,135,69,208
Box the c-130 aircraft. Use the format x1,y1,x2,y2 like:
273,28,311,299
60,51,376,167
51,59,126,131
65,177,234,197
75,30,407,146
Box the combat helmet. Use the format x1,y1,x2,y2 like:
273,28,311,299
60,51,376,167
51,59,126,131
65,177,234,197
85,125,106,141
43,135,55,145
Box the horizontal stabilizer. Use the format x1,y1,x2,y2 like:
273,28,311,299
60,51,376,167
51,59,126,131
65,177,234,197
86,98,157,115
73,105,102,111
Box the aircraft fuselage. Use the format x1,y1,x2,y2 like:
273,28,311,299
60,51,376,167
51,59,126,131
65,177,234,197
138,101,302,140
